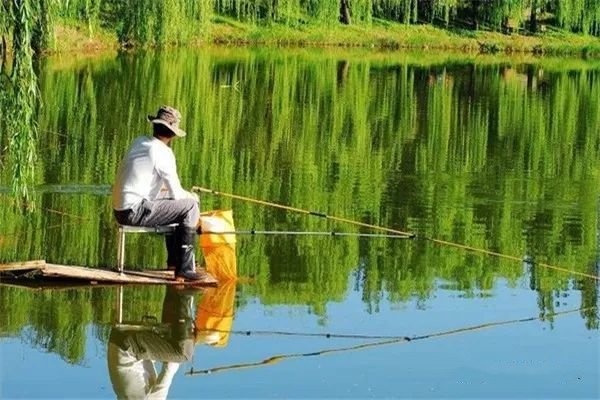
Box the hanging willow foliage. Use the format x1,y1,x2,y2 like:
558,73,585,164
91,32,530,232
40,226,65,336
2,0,40,204
303,0,339,22
372,0,417,24
558,0,600,35
52,0,104,37
116,0,212,45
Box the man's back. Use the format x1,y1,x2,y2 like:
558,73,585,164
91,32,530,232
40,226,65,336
112,136,183,210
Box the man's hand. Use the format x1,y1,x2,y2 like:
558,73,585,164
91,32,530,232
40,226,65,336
188,191,200,204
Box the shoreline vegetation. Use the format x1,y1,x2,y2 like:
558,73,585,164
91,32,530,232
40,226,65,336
28,17,600,58
2,1,600,58
43,17,600,57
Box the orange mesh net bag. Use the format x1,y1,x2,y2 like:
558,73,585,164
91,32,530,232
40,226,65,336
199,210,236,247
198,210,237,280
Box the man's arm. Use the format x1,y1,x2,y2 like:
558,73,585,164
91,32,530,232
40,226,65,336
154,148,197,201
148,362,180,399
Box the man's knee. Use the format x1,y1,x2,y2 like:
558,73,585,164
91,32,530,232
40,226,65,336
184,198,199,213
181,198,199,228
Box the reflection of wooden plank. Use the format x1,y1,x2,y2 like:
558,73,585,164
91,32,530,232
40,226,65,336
0,279,210,292
0,279,118,291
0,260,46,272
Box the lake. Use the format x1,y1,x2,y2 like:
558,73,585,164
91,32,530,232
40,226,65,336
0,48,599,398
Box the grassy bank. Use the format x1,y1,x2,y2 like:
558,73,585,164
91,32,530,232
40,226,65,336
208,17,600,56
51,20,118,53
38,17,600,57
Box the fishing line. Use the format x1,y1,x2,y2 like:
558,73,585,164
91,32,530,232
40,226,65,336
192,186,600,281
197,328,407,340
186,306,594,376
43,208,89,220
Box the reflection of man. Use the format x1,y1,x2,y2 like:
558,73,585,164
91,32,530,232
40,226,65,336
107,287,198,399
112,105,203,282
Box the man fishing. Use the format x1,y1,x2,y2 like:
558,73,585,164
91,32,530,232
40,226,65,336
112,105,204,282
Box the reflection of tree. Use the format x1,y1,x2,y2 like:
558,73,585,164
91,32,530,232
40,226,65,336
336,60,350,88
1,51,599,335
580,200,600,329
0,285,167,364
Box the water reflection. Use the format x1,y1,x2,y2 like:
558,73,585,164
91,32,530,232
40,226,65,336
195,243,237,347
107,243,237,398
108,286,197,399
195,283,236,347
0,49,598,352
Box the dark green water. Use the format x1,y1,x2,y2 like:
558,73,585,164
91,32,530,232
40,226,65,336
0,48,599,398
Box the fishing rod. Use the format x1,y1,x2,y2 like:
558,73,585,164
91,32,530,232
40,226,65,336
192,187,415,238
192,186,600,281
200,230,412,239
186,306,593,376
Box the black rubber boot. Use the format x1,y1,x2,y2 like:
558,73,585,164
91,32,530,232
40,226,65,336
165,233,178,271
175,227,205,282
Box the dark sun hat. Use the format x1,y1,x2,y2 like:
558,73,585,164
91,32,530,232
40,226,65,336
147,105,186,137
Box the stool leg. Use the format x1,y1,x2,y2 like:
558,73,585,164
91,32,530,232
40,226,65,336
117,228,125,274
116,228,121,271
116,285,123,324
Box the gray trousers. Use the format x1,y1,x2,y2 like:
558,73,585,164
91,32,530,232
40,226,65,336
114,198,200,268
114,198,199,228
109,286,195,362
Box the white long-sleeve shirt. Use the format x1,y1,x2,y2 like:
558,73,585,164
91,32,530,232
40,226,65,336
112,136,194,210
107,343,180,400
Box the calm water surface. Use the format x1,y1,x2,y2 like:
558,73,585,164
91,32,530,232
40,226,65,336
0,48,599,398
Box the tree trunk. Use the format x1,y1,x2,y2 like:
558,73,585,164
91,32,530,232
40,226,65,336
0,36,7,73
271,0,278,21
471,0,480,30
411,0,418,24
529,0,538,33
340,0,351,25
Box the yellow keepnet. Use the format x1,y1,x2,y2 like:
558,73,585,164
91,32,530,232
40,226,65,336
199,209,236,247
199,209,237,280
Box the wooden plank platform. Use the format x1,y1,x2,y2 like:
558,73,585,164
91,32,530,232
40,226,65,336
0,261,217,287
0,260,46,272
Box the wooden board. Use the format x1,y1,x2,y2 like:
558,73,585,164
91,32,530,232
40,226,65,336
40,264,217,286
0,260,46,272
0,261,217,287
